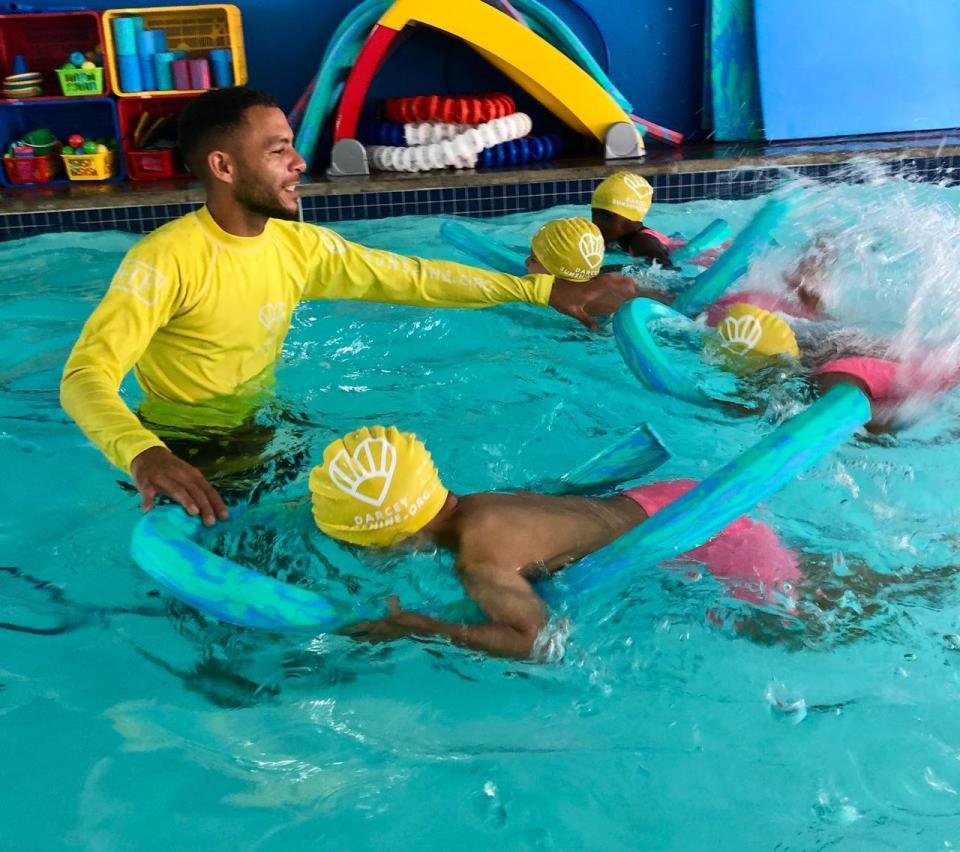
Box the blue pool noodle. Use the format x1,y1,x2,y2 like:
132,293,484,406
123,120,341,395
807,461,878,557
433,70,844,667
614,298,707,405
560,422,671,490
541,384,871,601
669,218,730,264
672,196,791,318
112,17,138,56
439,221,528,275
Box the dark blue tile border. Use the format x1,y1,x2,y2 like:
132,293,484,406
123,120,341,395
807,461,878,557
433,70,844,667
4,155,960,241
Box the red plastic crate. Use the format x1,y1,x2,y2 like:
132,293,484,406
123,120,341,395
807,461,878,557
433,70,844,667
118,95,193,180
2,152,61,183
0,12,109,102
127,148,182,180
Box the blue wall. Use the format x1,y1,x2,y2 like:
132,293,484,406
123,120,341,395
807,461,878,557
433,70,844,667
15,0,705,136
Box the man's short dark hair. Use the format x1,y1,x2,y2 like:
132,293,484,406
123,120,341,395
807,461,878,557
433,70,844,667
178,86,279,176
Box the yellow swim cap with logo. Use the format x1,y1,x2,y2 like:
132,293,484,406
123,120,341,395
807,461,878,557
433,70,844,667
310,425,448,547
530,217,605,282
715,303,800,371
591,172,654,222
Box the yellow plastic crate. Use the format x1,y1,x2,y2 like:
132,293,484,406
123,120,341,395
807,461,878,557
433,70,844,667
62,151,117,181
103,4,247,97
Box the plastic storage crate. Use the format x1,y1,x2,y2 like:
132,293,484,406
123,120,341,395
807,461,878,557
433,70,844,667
0,97,123,186
0,12,109,102
103,5,246,97
56,66,105,97
118,94,192,180
62,150,117,181
2,152,61,184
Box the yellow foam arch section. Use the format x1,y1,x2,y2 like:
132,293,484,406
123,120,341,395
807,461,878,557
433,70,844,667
379,0,641,147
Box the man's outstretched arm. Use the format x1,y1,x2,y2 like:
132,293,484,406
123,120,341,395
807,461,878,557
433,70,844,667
302,226,640,331
345,564,547,659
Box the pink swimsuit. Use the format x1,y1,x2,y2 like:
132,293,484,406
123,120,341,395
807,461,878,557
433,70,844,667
812,356,960,405
622,479,802,608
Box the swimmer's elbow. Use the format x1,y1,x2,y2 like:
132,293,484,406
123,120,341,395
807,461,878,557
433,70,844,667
500,616,546,659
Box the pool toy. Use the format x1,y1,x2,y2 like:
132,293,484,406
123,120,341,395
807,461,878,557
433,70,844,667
130,384,867,630
669,218,731,264
559,422,670,491
671,195,791,318
439,220,529,275
480,135,561,167
542,383,871,601
385,93,515,123
367,112,533,171
3,69,43,98
614,298,711,405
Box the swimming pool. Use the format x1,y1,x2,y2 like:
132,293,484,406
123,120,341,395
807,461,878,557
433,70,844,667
4,168,960,848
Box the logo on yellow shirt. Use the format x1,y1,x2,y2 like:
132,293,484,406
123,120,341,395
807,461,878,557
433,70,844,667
110,259,167,306
258,302,287,333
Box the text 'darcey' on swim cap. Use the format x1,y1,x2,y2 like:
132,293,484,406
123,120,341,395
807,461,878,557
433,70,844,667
591,172,654,223
310,425,448,548
714,302,800,373
530,217,604,282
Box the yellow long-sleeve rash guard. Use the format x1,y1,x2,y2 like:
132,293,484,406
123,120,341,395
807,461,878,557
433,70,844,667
60,206,554,473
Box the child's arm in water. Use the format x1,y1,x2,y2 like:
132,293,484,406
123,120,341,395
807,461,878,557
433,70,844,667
628,230,676,268
784,235,837,318
345,563,547,659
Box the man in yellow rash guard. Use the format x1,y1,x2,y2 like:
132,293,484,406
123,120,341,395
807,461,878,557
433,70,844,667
60,87,639,527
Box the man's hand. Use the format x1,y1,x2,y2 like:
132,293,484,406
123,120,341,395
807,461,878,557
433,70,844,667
130,446,229,526
549,273,652,331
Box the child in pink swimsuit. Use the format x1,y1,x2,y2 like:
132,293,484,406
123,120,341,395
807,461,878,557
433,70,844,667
622,479,802,609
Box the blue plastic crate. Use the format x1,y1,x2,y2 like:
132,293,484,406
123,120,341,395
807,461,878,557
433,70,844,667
0,97,124,187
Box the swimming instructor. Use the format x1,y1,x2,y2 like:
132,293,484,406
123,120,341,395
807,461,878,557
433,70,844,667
60,87,639,527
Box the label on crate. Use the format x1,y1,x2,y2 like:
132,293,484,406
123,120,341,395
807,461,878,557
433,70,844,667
67,158,101,178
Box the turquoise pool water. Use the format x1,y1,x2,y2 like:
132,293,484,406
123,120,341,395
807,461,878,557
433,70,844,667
4,170,960,849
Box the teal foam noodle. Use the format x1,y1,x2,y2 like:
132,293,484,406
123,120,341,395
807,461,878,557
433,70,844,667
439,221,529,275
673,196,791,318
541,384,871,602
296,0,390,170
613,297,711,405
131,420,675,630
670,218,730,264
560,422,671,491
131,506,381,631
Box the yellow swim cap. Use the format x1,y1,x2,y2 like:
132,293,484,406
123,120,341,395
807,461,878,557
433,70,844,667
310,425,448,548
530,217,604,282
716,303,800,367
591,172,654,222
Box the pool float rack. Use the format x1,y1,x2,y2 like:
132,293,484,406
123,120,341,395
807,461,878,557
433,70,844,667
294,0,684,177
